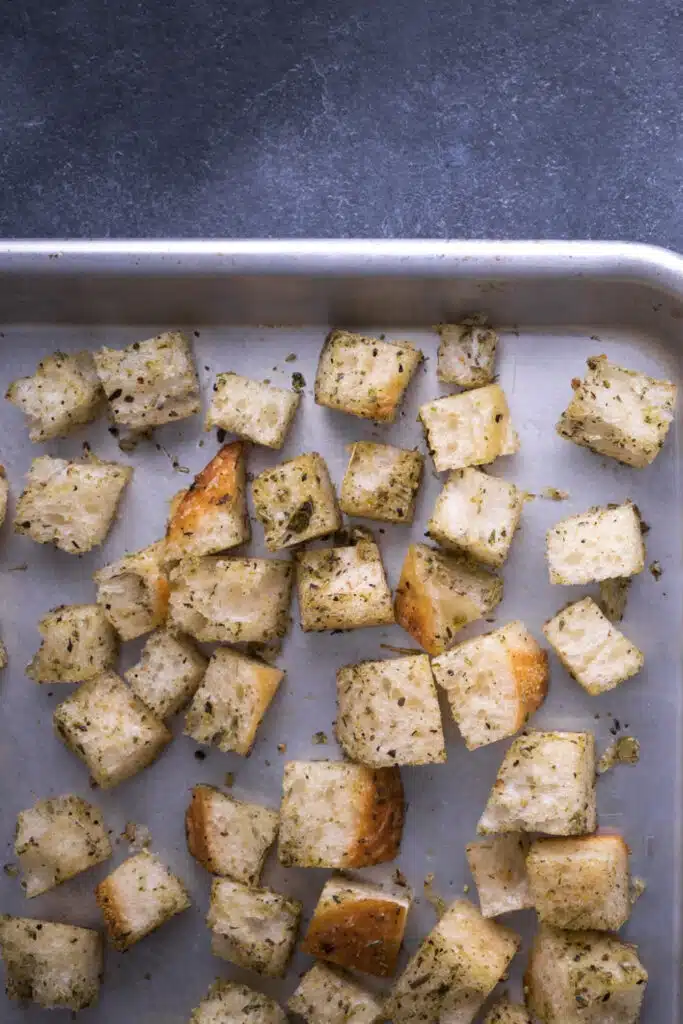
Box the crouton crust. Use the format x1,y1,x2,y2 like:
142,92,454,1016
348,766,405,867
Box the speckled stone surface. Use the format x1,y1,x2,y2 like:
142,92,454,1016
1,0,682,242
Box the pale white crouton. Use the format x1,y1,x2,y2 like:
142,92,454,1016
279,761,404,868
436,318,498,389
95,540,169,640
6,350,103,441
428,467,523,567
252,451,341,550
93,331,200,429
465,834,533,918
191,980,287,1024
340,442,424,524
53,672,171,789
478,732,597,836
207,878,301,978
96,851,190,950
395,543,503,655
125,629,207,718
289,962,382,1024
205,372,300,448
432,621,548,749
0,465,7,526
336,654,446,766
27,604,118,684
385,899,520,1024
0,916,102,1011
14,455,131,553
546,502,645,585
419,384,519,472
484,998,531,1024
186,784,278,885
184,647,283,755
315,329,422,422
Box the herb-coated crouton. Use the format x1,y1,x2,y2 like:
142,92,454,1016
478,732,597,836
279,761,404,868
336,654,446,766
0,916,103,1011
93,331,200,429
340,442,424,524
125,629,207,718
0,464,8,526
14,455,131,553
395,543,503,655
6,350,103,442
465,834,533,918
96,851,190,950
186,784,278,885
315,329,422,422
428,467,523,567
207,877,301,977
436,318,498,389
252,451,341,550
289,962,383,1024
53,672,171,789
485,1000,531,1024
546,502,645,585
205,372,300,448
432,621,548,749
557,354,676,468
191,980,287,1024
95,540,169,640
543,597,643,696
419,384,519,473
27,604,118,684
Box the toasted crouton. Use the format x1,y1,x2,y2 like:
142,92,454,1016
478,732,597,836
95,541,169,640
207,877,301,977
252,451,342,550
432,621,548,749
186,784,278,884
191,980,287,1024
279,761,404,868
485,999,531,1024
125,629,207,718
546,502,645,585
0,916,102,1010
27,604,118,684
340,442,424,524
336,654,446,766
205,372,300,448
6,350,103,442
14,455,131,553
0,465,8,526
96,851,190,950
53,672,171,788
289,962,383,1024
436,318,498,389
428,467,524,567
466,834,533,918
419,384,519,472
394,543,503,655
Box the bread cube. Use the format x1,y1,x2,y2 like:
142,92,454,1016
14,454,131,553
205,372,300,448
27,604,118,684
526,925,647,1024
0,464,8,526
96,851,190,950
168,555,293,642
0,916,102,1011
465,834,533,918
557,354,676,468
186,784,278,884
432,621,548,749
395,543,503,655
419,384,519,472
279,761,404,868
7,350,103,442
436,318,498,389
315,329,422,422
296,529,394,632
340,442,424,524
125,628,206,718
428,467,523,567
289,962,383,1024
95,540,169,640
543,597,643,696
252,451,341,550
478,732,597,836
54,672,171,788
385,899,520,1024
546,502,645,585
484,999,531,1024
207,877,301,978
93,331,200,429
336,654,446,766
191,980,287,1024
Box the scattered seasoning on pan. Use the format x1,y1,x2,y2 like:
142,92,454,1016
194,750,206,761
285,353,297,362
393,867,408,887
630,877,647,905
224,772,235,788
597,736,640,774
423,872,447,919
3,864,19,877
649,560,663,580
8,564,28,572
541,487,569,501
291,372,306,391
277,743,287,754
312,731,328,745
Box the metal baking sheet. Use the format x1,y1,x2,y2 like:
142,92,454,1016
0,241,681,1023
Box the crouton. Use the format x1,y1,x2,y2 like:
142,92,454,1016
6,350,103,442
27,604,118,684
395,543,503,655
478,732,597,836
125,628,207,718
186,784,278,885
315,329,422,422
484,998,531,1024
168,555,293,642
432,621,548,749
526,925,647,1024
385,899,520,1024
53,672,171,789
279,761,404,868
296,529,394,631
289,962,382,1024
0,465,7,526
336,654,446,766
419,384,519,472
207,877,301,977
543,597,643,696
465,834,533,918
95,540,169,640
191,980,287,1024
14,454,131,553
0,916,102,1011
252,451,341,550
96,851,190,950
184,648,283,755
428,467,523,567
93,330,200,429
205,372,300,448
436,318,498,389
557,354,676,468
340,442,424,524
546,502,645,585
